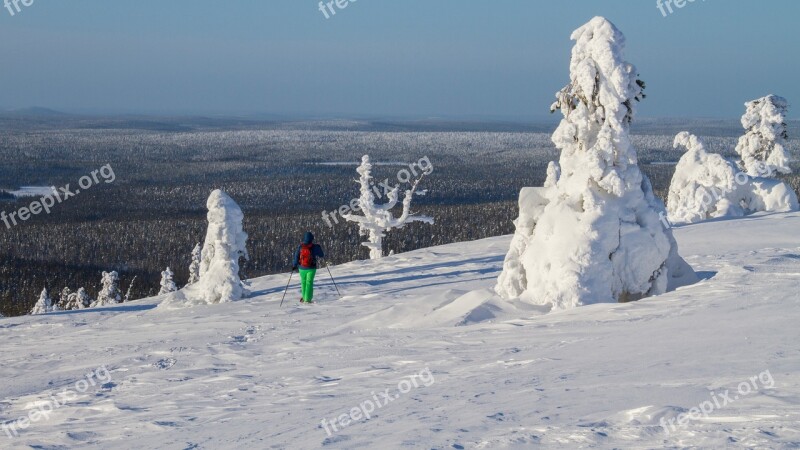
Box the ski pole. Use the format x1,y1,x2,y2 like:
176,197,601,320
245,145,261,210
279,268,294,308
322,259,342,298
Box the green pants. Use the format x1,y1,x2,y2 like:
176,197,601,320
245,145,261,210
299,268,317,302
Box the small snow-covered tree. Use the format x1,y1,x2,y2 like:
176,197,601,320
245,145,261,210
124,276,137,302
343,155,434,259
735,95,791,177
64,291,80,310
51,291,62,312
57,287,72,310
77,288,93,309
187,189,249,304
668,132,798,224
30,288,57,315
496,17,696,309
187,243,202,285
159,267,178,295
92,271,122,307
65,287,92,310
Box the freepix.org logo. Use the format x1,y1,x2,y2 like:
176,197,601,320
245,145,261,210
320,367,435,437
2,366,113,438
318,0,357,20
1,164,116,230
321,156,433,229
656,0,705,18
660,369,775,435
4,0,34,17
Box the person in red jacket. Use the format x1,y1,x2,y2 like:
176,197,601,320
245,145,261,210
292,232,325,303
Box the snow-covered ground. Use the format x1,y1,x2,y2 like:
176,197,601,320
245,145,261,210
2,212,800,449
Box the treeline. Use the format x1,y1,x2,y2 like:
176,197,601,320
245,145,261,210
0,202,517,316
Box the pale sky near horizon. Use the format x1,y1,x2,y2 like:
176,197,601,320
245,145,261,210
0,0,798,119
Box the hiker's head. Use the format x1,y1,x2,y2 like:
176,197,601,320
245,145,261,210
303,231,314,244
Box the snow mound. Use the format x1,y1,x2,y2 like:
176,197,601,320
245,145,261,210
339,288,543,330
422,289,533,327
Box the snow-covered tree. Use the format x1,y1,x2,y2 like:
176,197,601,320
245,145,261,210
187,189,249,304
78,288,93,309
667,132,745,223
65,287,92,310
187,243,202,285
30,288,58,315
124,276,137,302
496,17,696,309
343,155,434,259
735,95,791,177
57,287,72,310
63,291,80,310
159,267,178,295
92,271,122,307
668,132,798,224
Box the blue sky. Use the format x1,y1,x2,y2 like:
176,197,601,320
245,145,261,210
0,0,798,119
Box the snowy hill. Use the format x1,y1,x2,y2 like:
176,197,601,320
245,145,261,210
2,213,800,449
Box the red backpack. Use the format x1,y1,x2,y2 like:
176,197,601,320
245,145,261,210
299,243,315,267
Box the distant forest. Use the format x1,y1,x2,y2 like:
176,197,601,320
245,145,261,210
1,117,798,316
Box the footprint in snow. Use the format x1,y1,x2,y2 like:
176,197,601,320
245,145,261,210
67,431,99,441
230,325,263,343
154,420,180,427
154,358,177,370
315,375,342,383
322,434,350,445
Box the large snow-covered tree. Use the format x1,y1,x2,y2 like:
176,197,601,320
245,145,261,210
735,95,791,177
30,288,58,315
187,243,202,286
185,189,249,304
668,132,799,224
343,155,433,259
92,271,122,307
496,17,696,309
159,267,178,295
